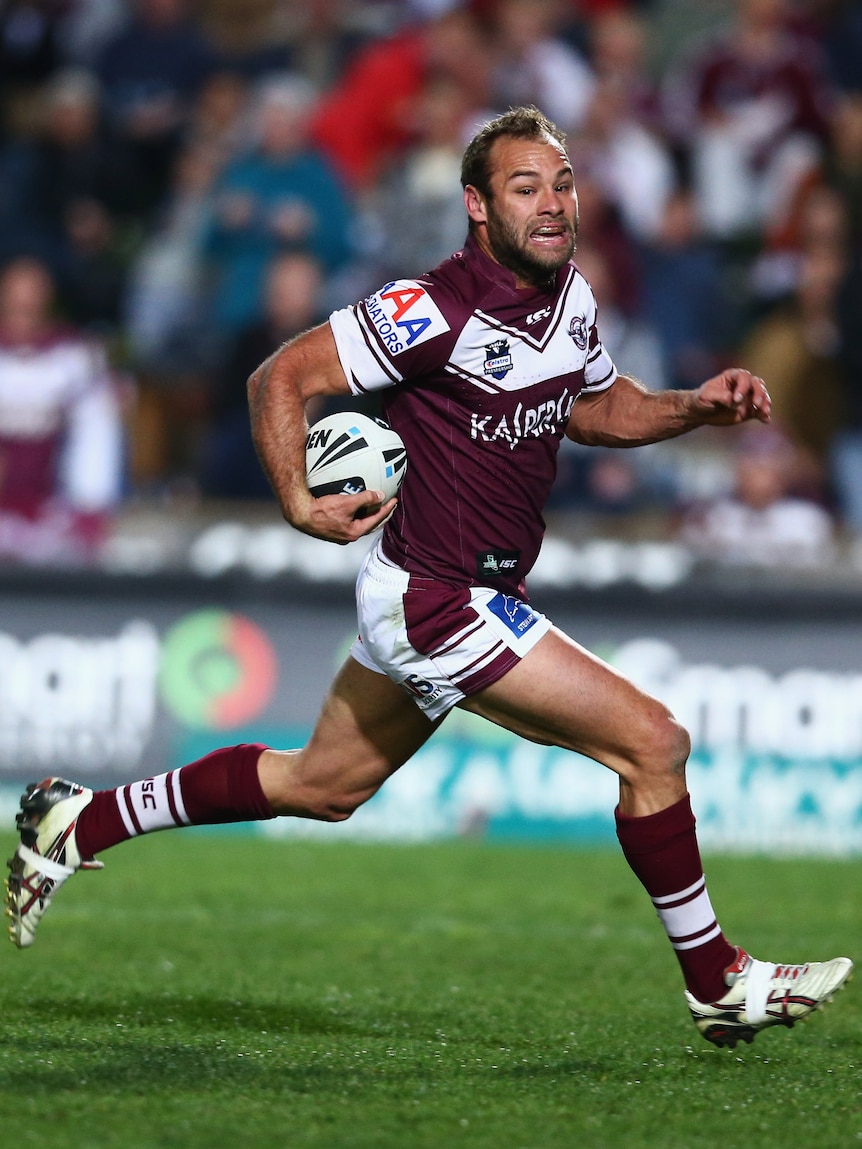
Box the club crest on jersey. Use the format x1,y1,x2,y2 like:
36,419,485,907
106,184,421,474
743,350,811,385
483,339,514,380
568,314,589,350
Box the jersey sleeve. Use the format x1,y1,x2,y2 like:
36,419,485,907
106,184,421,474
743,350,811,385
580,287,618,395
329,278,453,394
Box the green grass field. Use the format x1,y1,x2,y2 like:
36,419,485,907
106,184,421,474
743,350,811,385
0,831,859,1149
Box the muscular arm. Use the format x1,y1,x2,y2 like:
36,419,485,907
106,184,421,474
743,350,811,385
247,322,395,543
567,369,771,447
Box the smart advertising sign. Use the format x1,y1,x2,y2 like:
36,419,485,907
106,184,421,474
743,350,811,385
1,586,861,855
0,608,278,780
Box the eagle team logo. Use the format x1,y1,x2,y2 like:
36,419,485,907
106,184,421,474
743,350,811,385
483,339,514,380
568,314,588,350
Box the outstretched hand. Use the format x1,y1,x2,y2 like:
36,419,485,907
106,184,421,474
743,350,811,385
690,368,772,426
295,489,398,545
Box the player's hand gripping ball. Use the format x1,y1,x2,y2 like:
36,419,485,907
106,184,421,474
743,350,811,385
305,412,408,514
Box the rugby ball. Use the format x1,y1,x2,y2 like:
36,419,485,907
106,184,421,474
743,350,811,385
305,412,407,505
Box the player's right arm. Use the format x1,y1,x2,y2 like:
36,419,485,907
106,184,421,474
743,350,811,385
247,322,396,543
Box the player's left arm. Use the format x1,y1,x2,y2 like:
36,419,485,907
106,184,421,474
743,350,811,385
566,369,771,447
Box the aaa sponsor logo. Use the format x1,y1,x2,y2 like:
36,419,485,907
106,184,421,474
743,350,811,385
364,280,450,356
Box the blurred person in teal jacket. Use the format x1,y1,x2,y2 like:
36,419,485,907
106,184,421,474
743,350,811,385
203,74,354,333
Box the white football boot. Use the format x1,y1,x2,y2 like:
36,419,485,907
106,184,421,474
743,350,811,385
5,777,103,948
686,946,854,1048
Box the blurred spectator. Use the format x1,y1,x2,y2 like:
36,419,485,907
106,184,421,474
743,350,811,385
58,198,128,334
588,6,663,130
639,187,726,390
681,424,835,568
200,248,325,499
664,0,832,243
363,74,479,283
550,246,669,513
202,73,354,332
122,72,250,372
23,68,145,245
311,2,491,191
268,0,387,89
576,245,667,389
10,68,145,330
0,255,125,564
489,0,595,134
567,162,642,318
125,142,224,378
182,68,249,163
748,93,862,305
739,227,847,466
202,0,292,80
821,90,862,247
92,0,218,215
570,76,676,245
124,73,252,376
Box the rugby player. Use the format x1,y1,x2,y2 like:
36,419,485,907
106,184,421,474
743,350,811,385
6,107,852,1048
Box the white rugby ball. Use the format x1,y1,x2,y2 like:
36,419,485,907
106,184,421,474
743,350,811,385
305,411,408,506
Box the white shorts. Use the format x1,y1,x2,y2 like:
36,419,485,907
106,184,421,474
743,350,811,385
349,543,552,721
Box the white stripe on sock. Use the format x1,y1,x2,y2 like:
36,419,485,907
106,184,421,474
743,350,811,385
652,876,705,906
653,884,719,951
170,768,191,826
116,786,137,838
672,922,723,950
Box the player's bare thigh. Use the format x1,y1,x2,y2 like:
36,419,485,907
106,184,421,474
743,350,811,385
259,655,442,819
459,626,690,815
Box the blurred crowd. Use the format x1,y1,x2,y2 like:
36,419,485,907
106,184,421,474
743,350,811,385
1,0,861,568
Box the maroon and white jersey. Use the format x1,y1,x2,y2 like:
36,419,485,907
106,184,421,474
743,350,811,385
0,327,122,516
329,235,617,597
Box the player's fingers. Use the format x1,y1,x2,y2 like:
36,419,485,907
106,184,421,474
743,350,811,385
351,495,398,536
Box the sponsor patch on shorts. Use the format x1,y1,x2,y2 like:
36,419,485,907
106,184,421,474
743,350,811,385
485,592,541,637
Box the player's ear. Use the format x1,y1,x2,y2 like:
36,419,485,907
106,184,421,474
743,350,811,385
464,184,488,226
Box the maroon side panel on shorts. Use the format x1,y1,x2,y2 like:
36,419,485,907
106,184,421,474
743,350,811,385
402,575,521,697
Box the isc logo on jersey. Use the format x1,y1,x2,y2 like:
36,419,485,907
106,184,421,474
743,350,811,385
364,280,449,355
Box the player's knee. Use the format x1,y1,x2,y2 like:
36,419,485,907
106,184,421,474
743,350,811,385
636,701,691,779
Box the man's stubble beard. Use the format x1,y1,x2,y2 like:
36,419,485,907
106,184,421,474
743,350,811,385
484,205,576,288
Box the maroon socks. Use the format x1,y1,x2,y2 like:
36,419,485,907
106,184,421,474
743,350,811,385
75,743,273,859
615,794,736,1003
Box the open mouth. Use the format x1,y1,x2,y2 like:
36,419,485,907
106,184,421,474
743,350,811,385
530,224,570,245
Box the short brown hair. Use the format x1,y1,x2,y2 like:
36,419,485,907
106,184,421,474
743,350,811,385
460,106,568,199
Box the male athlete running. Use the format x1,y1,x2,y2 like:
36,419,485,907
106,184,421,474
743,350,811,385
7,107,852,1049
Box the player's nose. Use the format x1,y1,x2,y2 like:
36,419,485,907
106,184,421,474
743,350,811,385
536,188,565,214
